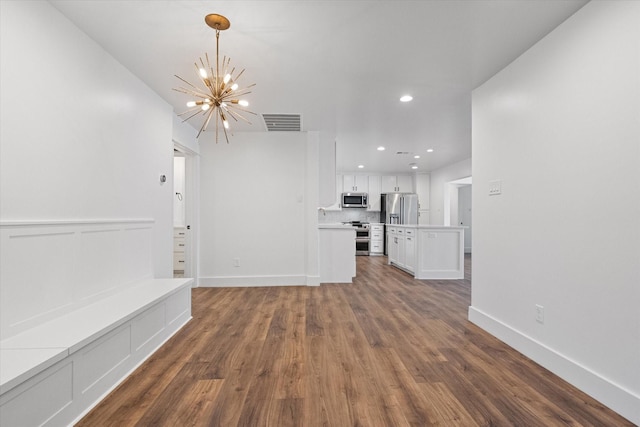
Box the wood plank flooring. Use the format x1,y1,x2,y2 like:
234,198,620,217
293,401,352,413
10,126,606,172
76,255,634,426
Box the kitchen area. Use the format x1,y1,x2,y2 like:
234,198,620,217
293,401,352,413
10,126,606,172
318,173,466,283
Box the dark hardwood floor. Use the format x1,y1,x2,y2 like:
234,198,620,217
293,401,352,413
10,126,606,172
76,255,634,426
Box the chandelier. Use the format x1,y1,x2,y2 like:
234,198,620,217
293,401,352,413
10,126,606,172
173,14,255,142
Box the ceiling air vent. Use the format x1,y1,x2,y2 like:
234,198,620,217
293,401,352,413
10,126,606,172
262,114,302,132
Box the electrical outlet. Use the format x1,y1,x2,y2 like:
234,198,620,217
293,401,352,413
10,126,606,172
535,304,544,324
233,258,240,267
489,180,502,196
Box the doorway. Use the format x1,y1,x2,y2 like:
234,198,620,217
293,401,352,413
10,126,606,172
173,143,199,283
444,176,472,254
173,153,186,277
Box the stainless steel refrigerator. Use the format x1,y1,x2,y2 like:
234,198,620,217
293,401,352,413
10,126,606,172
380,193,419,255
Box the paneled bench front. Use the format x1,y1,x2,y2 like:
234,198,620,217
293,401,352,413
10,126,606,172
0,278,192,426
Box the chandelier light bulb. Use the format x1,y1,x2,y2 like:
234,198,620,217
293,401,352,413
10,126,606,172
199,68,208,78
238,100,249,107
201,104,210,111
223,120,229,129
231,83,239,91
186,101,197,108
223,74,231,84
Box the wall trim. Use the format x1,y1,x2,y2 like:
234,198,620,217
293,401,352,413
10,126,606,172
0,219,155,227
468,306,639,425
199,275,311,288
306,275,321,287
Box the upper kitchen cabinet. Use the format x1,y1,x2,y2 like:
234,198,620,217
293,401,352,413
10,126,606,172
367,175,381,211
381,175,413,193
342,174,368,193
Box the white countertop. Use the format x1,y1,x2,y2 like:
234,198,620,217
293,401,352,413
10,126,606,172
386,224,467,229
318,223,356,229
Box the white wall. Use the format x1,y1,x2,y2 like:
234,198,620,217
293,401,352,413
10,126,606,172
172,115,200,156
0,0,175,277
428,158,472,225
470,1,639,423
198,131,319,286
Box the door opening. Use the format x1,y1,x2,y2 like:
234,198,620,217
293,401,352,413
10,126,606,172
173,143,199,284
444,176,472,254
173,153,186,277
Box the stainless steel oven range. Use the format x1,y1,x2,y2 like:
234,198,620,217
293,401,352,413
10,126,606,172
343,221,370,256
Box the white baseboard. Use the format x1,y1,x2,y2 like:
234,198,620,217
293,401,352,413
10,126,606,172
468,306,639,425
199,275,317,287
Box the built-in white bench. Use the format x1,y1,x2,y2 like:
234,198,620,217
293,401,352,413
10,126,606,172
0,220,193,426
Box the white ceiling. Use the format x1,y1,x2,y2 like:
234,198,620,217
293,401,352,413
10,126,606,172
50,0,588,174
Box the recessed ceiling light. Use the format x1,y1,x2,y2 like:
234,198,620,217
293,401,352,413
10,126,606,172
377,146,385,151
411,165,418,169
427,148,434,153
358,164,364,169
414,155,420,159
400,95,413,103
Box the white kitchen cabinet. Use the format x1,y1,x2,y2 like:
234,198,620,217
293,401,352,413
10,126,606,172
397,175,413,192
404,232,416,272
386,226,398,264
369,224,384,255
173,227,186,272
342,174,368,193
381,175,413,193
367,175,381,211
397,233,406,268
387,226,416,273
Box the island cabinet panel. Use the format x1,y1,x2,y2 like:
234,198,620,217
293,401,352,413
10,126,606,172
415,228,465,279
386,225,465,279
405,233,416,272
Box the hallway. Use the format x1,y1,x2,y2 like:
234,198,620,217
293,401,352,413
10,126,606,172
77,255,632,426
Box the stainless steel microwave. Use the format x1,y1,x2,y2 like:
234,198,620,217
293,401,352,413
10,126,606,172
342,192,368,208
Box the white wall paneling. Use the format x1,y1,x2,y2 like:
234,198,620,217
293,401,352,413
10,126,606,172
471,1,640,423
0,220,154,341
0,360,74,427
1,1,175,279
415,228,463,279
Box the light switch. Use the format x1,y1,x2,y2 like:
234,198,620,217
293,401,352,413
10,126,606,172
489,180,502,196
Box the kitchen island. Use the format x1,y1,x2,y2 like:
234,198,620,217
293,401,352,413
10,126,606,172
386,225,466,279
318,224,356,283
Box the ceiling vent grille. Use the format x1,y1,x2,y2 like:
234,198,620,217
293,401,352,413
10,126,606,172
262,114,302,132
